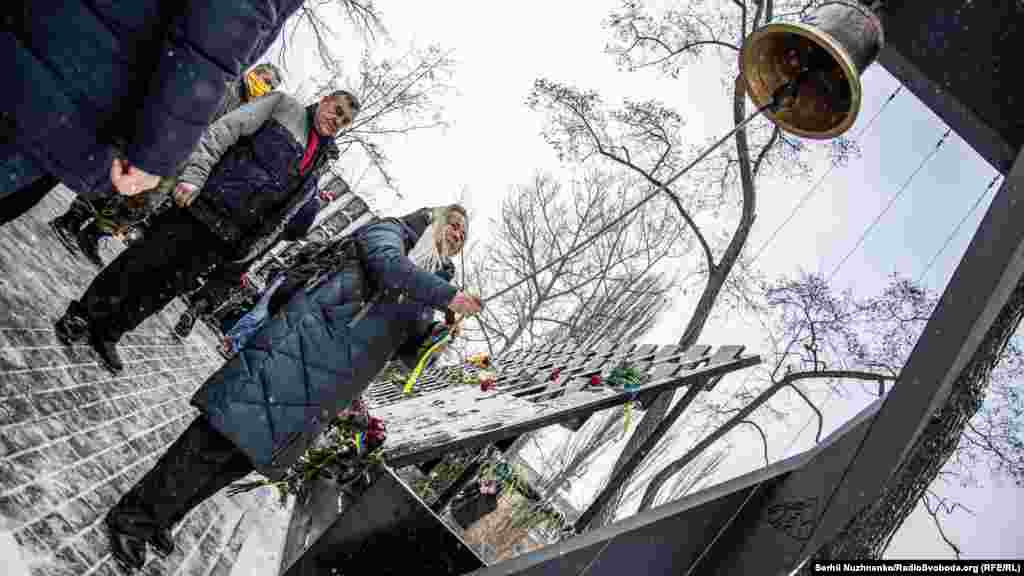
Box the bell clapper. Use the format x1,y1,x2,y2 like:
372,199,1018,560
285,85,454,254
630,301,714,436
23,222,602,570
768,68,811,112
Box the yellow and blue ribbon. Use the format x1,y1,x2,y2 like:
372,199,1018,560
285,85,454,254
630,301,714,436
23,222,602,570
403,326,451,396
611,365,644,434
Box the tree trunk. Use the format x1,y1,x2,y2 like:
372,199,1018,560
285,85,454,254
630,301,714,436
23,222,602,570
798,274,1024,570
587,76,759,528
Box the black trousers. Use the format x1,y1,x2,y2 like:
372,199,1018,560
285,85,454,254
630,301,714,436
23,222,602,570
76,206,233,341
0,172,59,225
111,415,253,538
187,259,249,311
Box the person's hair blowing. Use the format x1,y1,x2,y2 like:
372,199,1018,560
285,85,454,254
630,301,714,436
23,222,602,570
405,204,468,272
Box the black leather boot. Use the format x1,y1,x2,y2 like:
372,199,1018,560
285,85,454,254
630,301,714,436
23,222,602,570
149,528,175,557
49,199,94,256
174,299,207,339
76,220,105,269
88,326,123,373
104,513,149,571
54,301,90,346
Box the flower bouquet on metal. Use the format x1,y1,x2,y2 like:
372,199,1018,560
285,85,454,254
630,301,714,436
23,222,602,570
477,370,498,392
227,398,388,505
607,363,647,435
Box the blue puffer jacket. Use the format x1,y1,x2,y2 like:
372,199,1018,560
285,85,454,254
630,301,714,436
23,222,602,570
190,217,459,479
1,1,304,200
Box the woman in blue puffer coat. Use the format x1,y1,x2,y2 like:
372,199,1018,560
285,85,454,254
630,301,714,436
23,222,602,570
103,203,482,570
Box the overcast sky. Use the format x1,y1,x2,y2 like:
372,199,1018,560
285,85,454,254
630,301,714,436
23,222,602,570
264,0,1020,562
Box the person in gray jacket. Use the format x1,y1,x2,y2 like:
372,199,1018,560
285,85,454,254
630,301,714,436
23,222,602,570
54,89,360,373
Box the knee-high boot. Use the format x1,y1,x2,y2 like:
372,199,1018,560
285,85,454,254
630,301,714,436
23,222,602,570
105,415,253,570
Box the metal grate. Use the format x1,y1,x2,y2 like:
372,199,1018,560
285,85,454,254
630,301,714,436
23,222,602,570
367,344,760,468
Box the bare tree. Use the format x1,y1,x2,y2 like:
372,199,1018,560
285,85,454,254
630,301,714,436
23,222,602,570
460,170,686,356
527,409,628,502
529,0,859,529
306,45,456,197
627,272,1023,559
274,0,388,74
631,272,899,511
268,3,453,198
798,274,1024,567
545,272,674,350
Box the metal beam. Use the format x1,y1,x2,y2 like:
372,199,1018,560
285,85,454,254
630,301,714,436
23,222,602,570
876,46,1017,175
574,377,707,532
465,399,884,576
381,353,760,468
283,465,486,576
863,0,1023,173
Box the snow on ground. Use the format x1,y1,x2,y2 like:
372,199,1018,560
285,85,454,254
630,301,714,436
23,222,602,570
0,529,46,576
229,487,295,576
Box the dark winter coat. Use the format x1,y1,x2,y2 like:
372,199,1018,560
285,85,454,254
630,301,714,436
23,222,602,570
0,0,304,200
180,92,339,262
190,215,459,480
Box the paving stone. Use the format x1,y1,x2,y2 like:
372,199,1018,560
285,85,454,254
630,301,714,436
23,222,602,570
27,512,77,551
0,395,38,426
0,348,29,371
35,416,72,442
70,524,111,567
31,389,81,417
67,434,104,460
72,383,104,405
10,448,52,479
46,440,81,470
59,497,101,533
20,348,74,371
79,481,122,514
27,559,78,576
52,544,90,573
0,483,51,524
0,424,49,457
208,557,235,576
13,524,52,560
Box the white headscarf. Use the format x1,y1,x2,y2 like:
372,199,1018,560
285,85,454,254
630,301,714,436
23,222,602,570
406,207,448,273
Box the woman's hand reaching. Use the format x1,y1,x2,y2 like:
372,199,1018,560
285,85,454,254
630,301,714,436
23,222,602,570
448,291,482,317
448,318,463,339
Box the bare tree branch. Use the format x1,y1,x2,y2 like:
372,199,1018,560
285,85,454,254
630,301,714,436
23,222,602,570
740,420,770,466
921,491,966,559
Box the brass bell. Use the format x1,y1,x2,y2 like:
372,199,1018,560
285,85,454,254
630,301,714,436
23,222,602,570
739,1,884,139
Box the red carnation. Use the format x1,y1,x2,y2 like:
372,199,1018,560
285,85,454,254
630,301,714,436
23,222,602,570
366,416,387,442
589,374,602,387
479,371,497,392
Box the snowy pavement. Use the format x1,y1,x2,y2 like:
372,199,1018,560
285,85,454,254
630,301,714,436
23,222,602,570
0,187,291,576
